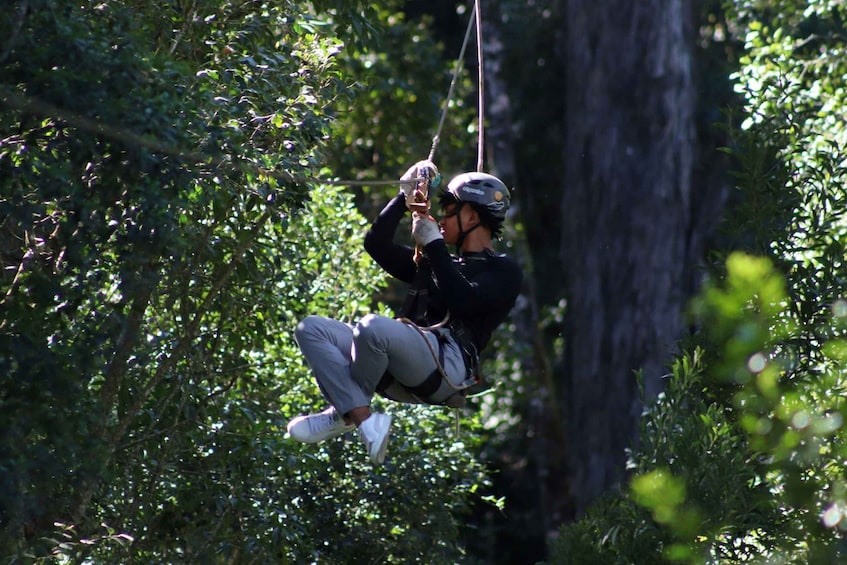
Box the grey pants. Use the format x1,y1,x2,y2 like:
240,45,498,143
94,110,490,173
294,314,468,415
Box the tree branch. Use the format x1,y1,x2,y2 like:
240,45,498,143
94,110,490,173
109,208,272,447
73,209,272,523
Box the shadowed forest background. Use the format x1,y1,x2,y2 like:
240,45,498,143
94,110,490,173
3,0,847,563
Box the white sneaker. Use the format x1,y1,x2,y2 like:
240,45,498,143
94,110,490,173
358,413,392,465
287,407,354,444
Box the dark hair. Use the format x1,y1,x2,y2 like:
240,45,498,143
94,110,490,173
475,205,505,238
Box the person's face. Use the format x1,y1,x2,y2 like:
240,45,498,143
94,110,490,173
437,203,460,245
438,203,477,245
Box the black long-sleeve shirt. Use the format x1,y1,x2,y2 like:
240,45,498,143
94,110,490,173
364,194,523,353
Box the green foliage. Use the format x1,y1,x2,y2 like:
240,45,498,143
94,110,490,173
1,1,493,562
692,254,847,554
325,3,479,212
719,8,847,555
552,349,781,564
728,0,847,290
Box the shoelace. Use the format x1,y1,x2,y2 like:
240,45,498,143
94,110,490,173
311,412,340,432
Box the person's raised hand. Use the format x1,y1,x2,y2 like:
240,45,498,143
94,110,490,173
399,160,439,212
412,212,442,247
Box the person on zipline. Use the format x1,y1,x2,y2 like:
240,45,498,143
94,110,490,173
287,160,523,465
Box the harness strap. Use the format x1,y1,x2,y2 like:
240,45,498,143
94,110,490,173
376,370,394,394
374,330,469,406
447,319,479,377
406,369,444,399
399,260,432,324
406,332,448,399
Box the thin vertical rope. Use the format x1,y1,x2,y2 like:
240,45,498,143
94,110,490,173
428,4,476,163
474,0,485,172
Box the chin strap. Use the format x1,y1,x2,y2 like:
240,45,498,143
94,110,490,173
454,202,482,255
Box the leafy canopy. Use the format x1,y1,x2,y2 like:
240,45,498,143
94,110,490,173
1,1,493,562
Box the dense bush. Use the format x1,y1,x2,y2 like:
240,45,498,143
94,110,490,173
0,1,492,562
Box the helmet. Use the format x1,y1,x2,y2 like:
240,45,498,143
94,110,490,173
443,172,510,220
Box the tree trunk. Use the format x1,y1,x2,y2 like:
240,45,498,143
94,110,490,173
559,0,697,515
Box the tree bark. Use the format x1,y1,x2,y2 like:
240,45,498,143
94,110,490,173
559,0,697,515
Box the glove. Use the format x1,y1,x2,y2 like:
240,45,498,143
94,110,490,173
399,160,440,211
412,212,443,247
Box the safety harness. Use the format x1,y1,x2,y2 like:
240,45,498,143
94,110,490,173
377,245,492,408
375,0,495,405
375,317,485,408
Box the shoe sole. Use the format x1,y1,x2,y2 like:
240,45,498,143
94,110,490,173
370,415,393,465
288,426,354,444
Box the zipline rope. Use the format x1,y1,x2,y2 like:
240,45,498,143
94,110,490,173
302,0,487,186
428,0,486,173
428,1,475,164
474,0,485,173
